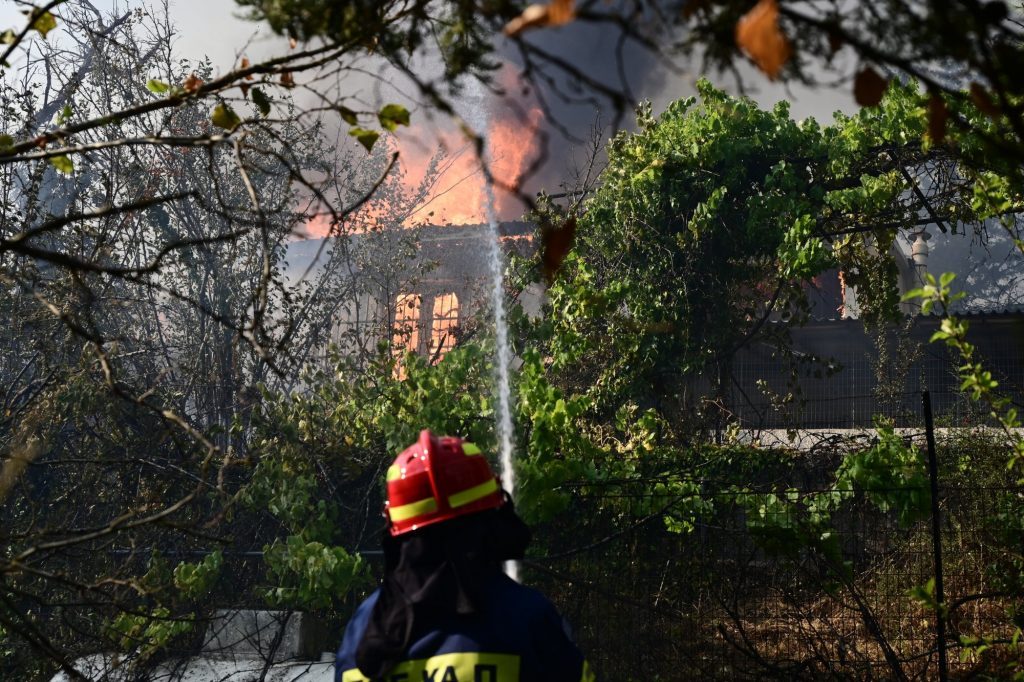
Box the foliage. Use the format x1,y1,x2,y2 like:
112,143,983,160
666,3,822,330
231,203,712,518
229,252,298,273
681,0,1024,173
173,552,224,601
906,273,1024,476
0,621,10,663
107,607,195,663
518,80,1024,677
263,537,365,610
902,270,1024,674
2,0,1023,675
737,421,928,582
0,4,451,674
231,0,1024,178
832,420,931,526
538,80,1005,440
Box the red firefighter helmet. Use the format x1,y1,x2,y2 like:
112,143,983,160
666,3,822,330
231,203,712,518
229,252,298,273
385,430,505,536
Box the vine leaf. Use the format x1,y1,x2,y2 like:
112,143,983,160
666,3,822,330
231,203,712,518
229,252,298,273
504,0,575,36
251,88,271,117
735,0,791,80
27,10,57,38
49,155,73,175
146,79,170,95
348,127,379,152
378,104,410,132
211,104,241,131
853,66,888,106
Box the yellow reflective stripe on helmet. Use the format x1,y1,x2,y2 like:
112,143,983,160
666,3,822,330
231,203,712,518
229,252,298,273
448,477,498,509
388,495,438,522
462,442,482,455
386,464,401,482
581,660,596,682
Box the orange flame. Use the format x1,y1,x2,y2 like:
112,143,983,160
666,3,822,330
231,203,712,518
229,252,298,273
398,111,543,225
302,64,543,236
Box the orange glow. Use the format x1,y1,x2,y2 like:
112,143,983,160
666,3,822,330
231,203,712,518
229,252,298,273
392,293,422,379
401,130,486,226
301,64,543,237
301,213,333,239
429,292,460,362
395,107,543,226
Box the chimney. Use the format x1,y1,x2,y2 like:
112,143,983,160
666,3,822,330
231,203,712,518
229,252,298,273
909,229,931,285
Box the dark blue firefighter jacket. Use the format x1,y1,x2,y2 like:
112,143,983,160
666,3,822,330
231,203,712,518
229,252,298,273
335,572,594,682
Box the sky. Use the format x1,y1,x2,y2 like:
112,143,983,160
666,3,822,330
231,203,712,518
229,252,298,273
0,0,878,233
2,0,861,195
4,0,1017,306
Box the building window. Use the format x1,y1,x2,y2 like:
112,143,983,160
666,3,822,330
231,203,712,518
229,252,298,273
392,293,421,378
429,292,460,362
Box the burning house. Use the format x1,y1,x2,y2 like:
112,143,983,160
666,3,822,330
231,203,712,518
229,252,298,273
286,215,1023,433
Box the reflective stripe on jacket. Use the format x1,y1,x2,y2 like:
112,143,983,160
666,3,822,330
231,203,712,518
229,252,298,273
335,573,594,682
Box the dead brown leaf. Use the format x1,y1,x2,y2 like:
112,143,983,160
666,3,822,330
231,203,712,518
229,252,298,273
541,216,577,284
280,70,295,88
970,82,1000,118
182,73,204,93
735,0,791,80
240,57,254,80
853,66,887,106
928,93,948,144
504,0,575,37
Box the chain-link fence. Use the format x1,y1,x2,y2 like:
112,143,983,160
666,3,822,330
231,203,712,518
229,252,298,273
524,391,1023,680
727,315,1024,430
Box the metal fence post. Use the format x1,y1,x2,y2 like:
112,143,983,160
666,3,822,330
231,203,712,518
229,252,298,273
923,390,949,680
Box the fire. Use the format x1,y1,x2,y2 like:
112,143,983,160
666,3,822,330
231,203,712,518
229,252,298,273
398,111,543,226
301,64,543,236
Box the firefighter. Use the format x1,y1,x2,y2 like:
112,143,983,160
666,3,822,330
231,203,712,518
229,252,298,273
335,429,595,682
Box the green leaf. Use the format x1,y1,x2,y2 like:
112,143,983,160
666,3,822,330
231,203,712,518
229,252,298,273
0,134,13,152
0,29,16,45
211,104,241,131
377,103,410,132
49,155,73,175
251,87,271,117
29,10,57,38
337,106,358,126
56,104,72,125
348,127,379,152
146,79,170,95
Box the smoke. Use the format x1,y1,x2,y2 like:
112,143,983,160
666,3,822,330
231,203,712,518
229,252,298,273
484,6,859,208
488,6,675,203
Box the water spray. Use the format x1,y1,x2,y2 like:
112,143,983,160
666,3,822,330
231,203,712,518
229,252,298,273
462,77,518,582
482,165,519,583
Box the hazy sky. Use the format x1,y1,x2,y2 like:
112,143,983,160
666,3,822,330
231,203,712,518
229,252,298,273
2,0,860,217
1,0,859,119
